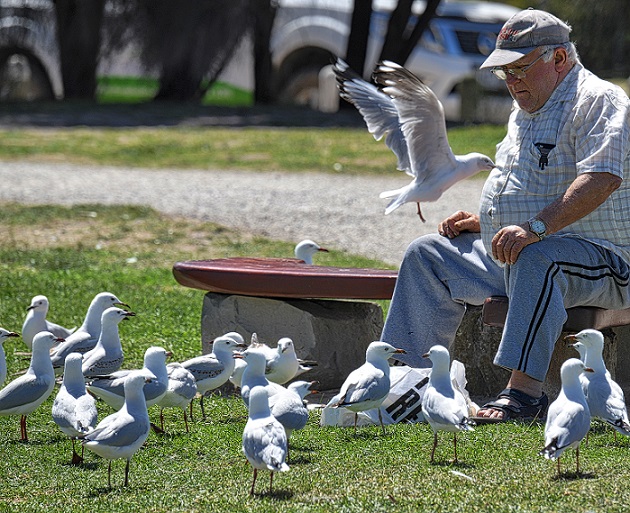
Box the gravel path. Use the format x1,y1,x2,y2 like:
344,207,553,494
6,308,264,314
0,161,484,266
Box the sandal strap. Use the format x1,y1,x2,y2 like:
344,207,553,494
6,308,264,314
481,388,549,419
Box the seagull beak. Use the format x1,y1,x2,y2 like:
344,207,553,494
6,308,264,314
55,337,65,343
422,352,430,358
394,348,406,354
165,350,173,358
318,247,329,253
8,332,19,338
116,301,131,309
584,367,594,373
123,311,136,319
564,334,578,342
233,353,244,360
26,305,35,311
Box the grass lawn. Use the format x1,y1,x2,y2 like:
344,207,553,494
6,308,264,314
0,203,629,512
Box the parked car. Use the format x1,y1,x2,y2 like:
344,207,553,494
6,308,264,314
0,0,518,122
270,0,520,121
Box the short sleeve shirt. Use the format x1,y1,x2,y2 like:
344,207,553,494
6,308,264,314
479,63,630,263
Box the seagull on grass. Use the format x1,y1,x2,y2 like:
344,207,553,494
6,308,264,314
21,295,75,349
0,331,62,441
566,329,630,437
157,362,198,433
326,341,406,435
82,371,152,488
540,358,592,475
333,58,494,221
180,333,247,418
50,292,129,373
242,386,290,496
52,352,98,464
421,345,474,463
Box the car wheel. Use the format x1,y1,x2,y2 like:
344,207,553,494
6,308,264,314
277,66,322,109
0,51,55,101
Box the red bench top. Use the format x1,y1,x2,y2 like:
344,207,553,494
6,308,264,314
172,257,398,299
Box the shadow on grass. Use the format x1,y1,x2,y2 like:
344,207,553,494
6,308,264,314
552,470,597,481
252,488,294,501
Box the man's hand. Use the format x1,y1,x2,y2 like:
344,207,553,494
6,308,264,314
438,211,480,238
492,224,539,265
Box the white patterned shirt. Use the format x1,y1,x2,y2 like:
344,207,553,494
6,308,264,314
479,63,630,264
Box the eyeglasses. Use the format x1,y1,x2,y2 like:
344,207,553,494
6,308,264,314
490,49,552,81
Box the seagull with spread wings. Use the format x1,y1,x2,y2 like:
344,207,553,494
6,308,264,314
333,58,494,221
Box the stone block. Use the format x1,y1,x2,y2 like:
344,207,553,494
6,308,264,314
201,292,384,390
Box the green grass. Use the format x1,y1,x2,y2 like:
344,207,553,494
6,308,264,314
1,203,630,512
0,124,505,174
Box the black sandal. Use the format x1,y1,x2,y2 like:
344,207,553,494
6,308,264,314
472,388,549,424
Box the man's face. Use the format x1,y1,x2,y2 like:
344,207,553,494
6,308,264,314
501,48,561,113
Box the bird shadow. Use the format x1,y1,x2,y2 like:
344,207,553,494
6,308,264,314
429,459,476,470
552,470,596,481
252,488,294,501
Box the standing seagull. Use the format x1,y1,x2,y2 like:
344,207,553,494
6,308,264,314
236,347,285,408
0,328,19,387
265,337,315,385
50,292,129,373
540,358,592,475
52,352,98,464
242,386,290,496
157,362,198,432
82,371,152,488
0,331,62,441
566,329,630,436
326,341,406,434
87,346,171,410
81,307,135,378
270,380,318,440
421,345,475,463
294,239,328,264
333,58,494,221
181,334,247,418
21,295,75,349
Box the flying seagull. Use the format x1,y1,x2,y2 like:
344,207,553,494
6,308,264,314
333,58,494,221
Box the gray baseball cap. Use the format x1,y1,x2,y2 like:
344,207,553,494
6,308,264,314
480,9,571,69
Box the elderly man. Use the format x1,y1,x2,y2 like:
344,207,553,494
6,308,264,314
381,8,630,422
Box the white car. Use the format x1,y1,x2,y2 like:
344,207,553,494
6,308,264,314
271,0,519,122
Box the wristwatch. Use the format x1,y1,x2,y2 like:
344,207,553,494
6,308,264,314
528,217,547,241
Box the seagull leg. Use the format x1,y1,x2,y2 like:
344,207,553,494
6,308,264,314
353,413,358,436
452,433,459,463
183,410,190,433
20,415,28,442
269,471,274,495
108,461,113,489
416,202,426,223
189,399,194,422
378,408,386,435
160,408,165,432
124,458,130,487
250,468,258,496
556,457,561,476
575,446,580,474
200,395,207,420
430,432,438,463
71,439,83,465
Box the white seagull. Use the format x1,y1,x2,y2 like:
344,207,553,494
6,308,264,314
0,328,19,387
540,358,592,475
157,362,198,432
50,292,129,373
421,345,475,463
566,329,630,436
265,337,316,385
0,331,62,441
82,371,152,488
87,346,171,410
81,307,134,378
52,352,98,464
235,347,285,408
294,239,328,264
180,333,247,418
21,295,75,349
333,58,494,221
270,380,318,440
326,341,406,434
242,385,290,496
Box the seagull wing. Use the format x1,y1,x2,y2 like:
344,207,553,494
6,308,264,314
333,58,411,174
335,364,387,406
373,61,457,182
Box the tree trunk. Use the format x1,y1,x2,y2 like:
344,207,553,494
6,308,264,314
54,0,105,99
379,0,413,63
397,0,441,64
345,0,372,77
251,0,277,104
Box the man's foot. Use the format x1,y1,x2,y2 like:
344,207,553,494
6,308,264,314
473,388,549,424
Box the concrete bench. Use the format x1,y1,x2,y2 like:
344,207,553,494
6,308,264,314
172,257,397,389
172,258,630,398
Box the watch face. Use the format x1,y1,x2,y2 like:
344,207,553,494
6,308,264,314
530,219,546,235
